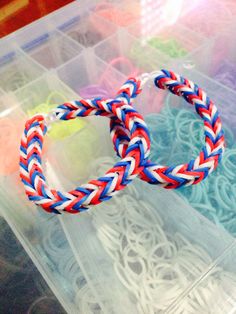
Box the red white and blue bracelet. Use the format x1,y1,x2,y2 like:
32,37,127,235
111,69,225,188
20,70,225,213
19,84,150,214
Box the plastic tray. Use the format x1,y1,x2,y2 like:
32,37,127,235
1,1,236,313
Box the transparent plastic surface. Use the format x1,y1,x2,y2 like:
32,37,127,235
94,30,170,76
180,0,236,38
0,45,45,92
1,0,236,313
59,175,236,313
128,23,206,60
167,242,236,314
61,9,118,48
0,216,66,314
185,23,236,93
24,30,84,69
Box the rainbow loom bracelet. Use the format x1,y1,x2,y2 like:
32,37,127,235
19,79,150,214
20,69,225,213
111,69,225,188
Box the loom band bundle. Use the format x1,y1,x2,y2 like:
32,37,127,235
68,28,103,48
145,112,173,133
221,148,236,180
94,5,136,27
184,188,236,233
93,189,236,313
145,109,203,151
174,110,204,142
40,221,95,307
75,285,101,313
213,60,236,90
20,89,151,213
115,238,207,306
181,2,233,38
146,95,236,231
129,42,160,72
147,127,201,164
42,223,69,259
147,37,188,59
2,70,29,92
0,115,34,175
100,56,139,84
96,204,124,226
212,175,234,209
111,69,225,188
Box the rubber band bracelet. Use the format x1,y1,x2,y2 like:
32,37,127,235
20,87,150,214
111,69,225,188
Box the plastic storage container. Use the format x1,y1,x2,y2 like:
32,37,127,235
1,1,236,313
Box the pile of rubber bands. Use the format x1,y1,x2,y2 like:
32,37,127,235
33,169,236,314
40,215,99,312
213,60,236,91
90,161,236,313
180,0,234,37
145,97,236,236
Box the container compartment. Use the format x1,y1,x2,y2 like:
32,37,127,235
59,173,235,313
57,51,126,99
128,23,206,61
207,26,236,91
0,216,66,314
93,2,138,27
46,0,99,31
62,10,118,48
180,0,236,38
10,17,84,70
23,30,83,69
181,23,236,92
0,48,45,93
94,30,171,77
